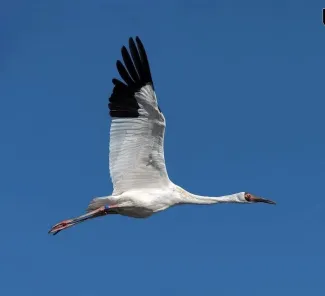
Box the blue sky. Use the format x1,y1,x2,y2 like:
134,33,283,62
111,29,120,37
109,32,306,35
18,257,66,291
1,0,325,295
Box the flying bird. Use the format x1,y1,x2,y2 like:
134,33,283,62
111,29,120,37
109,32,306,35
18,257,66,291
49,37,276,235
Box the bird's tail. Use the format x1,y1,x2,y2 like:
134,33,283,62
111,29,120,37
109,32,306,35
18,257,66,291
86,197,111,212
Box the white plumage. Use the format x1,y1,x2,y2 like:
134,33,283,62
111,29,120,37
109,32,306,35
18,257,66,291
109,85,168,195
49,36,275,235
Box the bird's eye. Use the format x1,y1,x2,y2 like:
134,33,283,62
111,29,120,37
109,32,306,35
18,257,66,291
245,194,251,201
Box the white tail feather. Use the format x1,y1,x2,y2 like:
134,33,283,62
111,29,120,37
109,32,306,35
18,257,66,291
86,197,110,212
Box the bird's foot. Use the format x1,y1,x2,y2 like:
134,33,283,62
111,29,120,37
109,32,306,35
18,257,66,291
48,206,112,235
48,219,75,235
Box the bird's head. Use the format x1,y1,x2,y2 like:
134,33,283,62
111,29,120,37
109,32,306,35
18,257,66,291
243,192,276,205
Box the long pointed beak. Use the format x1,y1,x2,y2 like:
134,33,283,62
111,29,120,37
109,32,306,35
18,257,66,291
253,197,276,205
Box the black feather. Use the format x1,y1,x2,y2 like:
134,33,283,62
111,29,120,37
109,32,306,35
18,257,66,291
116,60,134,86
129,38,143,81
121,46,140,83
108,37,158,118
135,36,153,87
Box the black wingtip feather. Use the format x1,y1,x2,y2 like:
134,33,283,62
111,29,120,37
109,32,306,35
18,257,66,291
128,38,143,81
109,36,156,118
116,60,134,86
135,36,153,86
121,46,140,83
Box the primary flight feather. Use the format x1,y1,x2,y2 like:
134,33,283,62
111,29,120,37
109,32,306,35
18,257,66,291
49,36,275,235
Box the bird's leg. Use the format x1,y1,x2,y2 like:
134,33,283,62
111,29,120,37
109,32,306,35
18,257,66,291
48,205,113,235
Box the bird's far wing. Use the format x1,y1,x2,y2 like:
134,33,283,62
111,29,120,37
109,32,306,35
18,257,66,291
108,37,170,195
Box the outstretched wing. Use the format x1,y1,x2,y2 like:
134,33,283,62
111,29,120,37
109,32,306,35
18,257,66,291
108,37,170,195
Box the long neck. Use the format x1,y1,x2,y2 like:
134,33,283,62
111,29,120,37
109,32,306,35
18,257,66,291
176,187,244,205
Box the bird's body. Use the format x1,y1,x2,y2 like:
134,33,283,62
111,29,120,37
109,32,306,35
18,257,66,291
49,36,275,235
88,186,177,218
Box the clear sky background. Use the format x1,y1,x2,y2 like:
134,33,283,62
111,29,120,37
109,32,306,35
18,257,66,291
1,0,325,295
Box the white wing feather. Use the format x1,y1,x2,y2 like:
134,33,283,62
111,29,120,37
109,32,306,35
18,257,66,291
109,86,169,195
108,37,170,195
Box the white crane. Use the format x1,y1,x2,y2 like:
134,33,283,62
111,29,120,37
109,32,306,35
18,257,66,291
49,36,275,235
